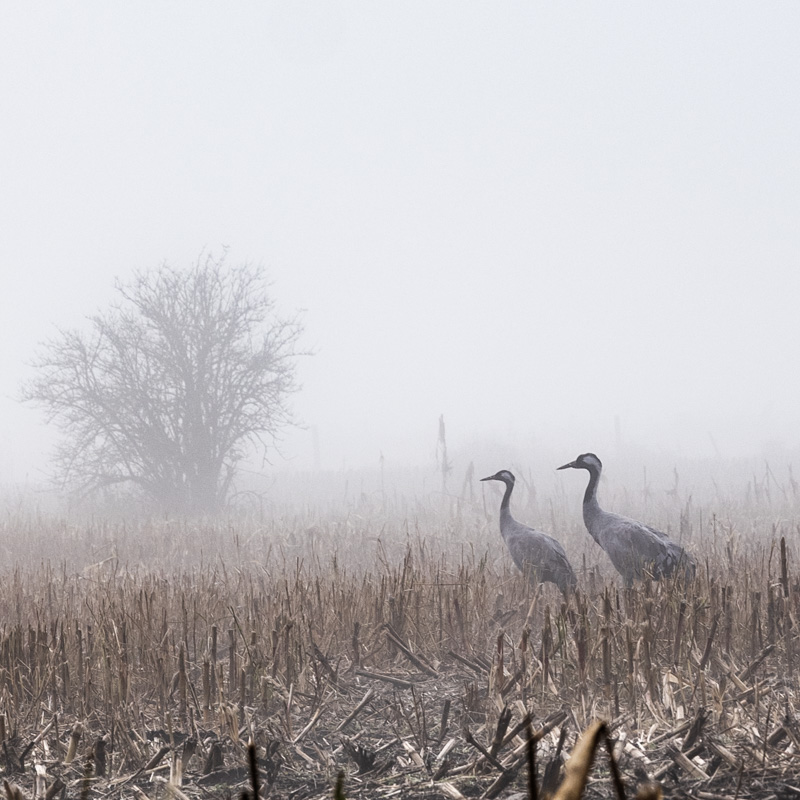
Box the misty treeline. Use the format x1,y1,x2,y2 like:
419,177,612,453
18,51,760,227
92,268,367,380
22,253,303,514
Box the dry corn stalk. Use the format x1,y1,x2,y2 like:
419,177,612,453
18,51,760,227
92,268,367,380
64,722,83,766
552,720,625,800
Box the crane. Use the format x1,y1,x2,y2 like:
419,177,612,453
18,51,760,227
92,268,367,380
481,469,577,595
557,453,696,585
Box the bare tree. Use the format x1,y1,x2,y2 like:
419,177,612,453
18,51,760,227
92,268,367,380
22,254,303,513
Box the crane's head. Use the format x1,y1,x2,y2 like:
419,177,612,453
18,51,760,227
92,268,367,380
557,453,602,472
480,469,515,485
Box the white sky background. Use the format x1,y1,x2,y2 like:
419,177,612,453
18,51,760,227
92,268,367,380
2,3,800,484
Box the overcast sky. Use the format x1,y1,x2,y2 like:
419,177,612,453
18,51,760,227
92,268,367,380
2,3,800,483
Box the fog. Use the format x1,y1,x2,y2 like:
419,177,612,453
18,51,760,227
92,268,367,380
2,3,800,490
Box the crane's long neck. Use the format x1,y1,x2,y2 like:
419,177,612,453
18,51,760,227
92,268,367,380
582,466,603,532
499,480,515,530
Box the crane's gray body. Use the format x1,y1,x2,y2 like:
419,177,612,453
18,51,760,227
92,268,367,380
482,470,577,595
559,453,696,586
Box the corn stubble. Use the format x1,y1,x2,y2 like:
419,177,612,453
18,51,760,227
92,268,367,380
0,486,797,799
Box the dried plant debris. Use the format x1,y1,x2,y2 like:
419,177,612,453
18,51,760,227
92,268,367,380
0,513,797,799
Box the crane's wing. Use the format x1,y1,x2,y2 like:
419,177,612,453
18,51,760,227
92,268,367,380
637,521,696,578
596,512,695,581
503,521,577,593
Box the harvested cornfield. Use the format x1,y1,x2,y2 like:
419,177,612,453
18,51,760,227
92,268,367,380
0,476,798,800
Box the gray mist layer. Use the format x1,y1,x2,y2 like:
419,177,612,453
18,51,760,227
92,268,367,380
2,3,800,485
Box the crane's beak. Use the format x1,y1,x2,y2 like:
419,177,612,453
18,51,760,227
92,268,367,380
556,461,576,470
479,475,494,482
